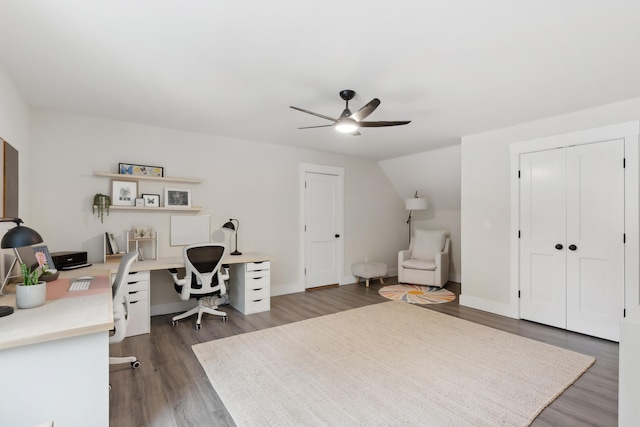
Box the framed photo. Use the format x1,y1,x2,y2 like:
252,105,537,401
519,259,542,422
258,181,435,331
165,188,191,208
32,245,55,270
135,198,144,207
112,180,137,206
119,162,164,177
142,193,160,207
131,225,153,239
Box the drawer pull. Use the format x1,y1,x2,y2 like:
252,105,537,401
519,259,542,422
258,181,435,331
253,277,264,280
130,300,139,304
252,299,263,303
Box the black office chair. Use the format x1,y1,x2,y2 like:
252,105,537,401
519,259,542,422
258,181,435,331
109,251,141,371
168,243,229,329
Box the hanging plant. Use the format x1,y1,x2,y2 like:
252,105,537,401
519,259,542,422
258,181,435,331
92,193,111,223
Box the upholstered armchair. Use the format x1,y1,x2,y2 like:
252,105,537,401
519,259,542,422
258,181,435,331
398,229,450,288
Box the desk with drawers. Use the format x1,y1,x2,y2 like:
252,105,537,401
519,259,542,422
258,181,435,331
82,252,273,336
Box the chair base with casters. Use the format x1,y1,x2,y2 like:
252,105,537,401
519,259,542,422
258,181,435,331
171,297,228,330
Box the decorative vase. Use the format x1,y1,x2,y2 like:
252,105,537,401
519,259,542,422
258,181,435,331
16,281,47,309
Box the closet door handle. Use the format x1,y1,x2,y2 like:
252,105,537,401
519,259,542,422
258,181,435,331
568,244,577,251
555,244,563,250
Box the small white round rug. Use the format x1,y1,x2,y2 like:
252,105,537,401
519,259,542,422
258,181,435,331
378,284,455,304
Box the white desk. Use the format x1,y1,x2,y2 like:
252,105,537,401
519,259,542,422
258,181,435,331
0,276,112,427
82,252,274,333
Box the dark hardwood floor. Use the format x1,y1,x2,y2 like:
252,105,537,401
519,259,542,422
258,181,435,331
109,278,618,426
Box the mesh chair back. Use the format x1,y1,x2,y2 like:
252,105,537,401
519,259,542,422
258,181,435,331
112,251,139,303
183,243,227,295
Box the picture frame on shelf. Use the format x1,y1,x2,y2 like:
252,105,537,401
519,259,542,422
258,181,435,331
32,245,55,270
112,180,137,206
118,162,164,177
142,193,160,207
135,198,144,207
164,188,191,208
131,225,153,239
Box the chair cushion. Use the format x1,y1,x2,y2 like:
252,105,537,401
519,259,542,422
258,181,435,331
411,229,447,261
402,259,437,271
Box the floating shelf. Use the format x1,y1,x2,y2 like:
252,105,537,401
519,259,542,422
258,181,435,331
109,205,202,212
93,171,203,184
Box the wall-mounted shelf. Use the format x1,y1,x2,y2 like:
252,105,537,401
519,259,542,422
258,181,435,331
110,205,202,212
93,171,203,184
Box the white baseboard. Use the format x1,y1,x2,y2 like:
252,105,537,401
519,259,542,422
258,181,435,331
459,294,518,319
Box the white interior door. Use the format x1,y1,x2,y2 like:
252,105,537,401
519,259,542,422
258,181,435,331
565,140,625,341
304,172,340,289
519,148,567,329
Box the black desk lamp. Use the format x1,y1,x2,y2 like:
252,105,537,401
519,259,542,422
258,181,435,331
0,218,44,317
222,219,242,256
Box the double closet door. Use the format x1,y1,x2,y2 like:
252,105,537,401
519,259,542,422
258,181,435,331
519,139,625,341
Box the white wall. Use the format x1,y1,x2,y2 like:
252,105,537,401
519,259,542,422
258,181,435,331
28,110,407,304
379,145,461,282
461,97,640,317
0,64,31,279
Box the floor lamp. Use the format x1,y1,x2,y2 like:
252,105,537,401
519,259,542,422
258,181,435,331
405,191,428,242
0,218,44,317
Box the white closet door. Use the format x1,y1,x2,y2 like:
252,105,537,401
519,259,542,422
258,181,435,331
565,140,625,341
519,149,567,329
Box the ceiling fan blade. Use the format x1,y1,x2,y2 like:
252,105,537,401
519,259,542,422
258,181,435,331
298,124,335,129
350,130,361,136
290,106,337,122
358,120,411,128
350,98,380,122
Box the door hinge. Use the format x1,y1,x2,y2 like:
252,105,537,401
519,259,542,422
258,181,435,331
518,230,521,238
623,158,626,168
305,181,307,188
518,170,521,178
624,233,626,243
304,225,306,232
624,308,626,317
518,290,521,298
304,268,306,275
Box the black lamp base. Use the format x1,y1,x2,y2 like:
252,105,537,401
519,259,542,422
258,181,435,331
231,250,242,256
0,305,14,317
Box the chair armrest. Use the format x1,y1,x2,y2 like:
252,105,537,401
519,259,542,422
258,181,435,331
399,249,411,263
167,268,185,286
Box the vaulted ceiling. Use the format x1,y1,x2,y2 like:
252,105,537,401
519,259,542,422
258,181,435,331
1,1,640,160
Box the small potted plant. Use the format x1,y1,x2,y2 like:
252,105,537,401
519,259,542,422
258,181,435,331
15,263,47,309
93,193,111,223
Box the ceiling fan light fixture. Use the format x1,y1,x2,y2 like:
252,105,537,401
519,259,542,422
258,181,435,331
335,118,358,133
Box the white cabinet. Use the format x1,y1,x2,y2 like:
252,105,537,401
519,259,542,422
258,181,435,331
229,261,270,314
123,270,150,336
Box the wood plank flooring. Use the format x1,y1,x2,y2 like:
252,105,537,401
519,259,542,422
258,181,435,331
109,279,618,426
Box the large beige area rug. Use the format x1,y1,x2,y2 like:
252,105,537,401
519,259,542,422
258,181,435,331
192,302,595,426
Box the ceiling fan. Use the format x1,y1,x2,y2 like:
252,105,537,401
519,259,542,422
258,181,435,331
290,90,410,136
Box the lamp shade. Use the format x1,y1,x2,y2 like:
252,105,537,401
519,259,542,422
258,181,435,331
1,223,43,249
405,198,428,211
222,221,235,232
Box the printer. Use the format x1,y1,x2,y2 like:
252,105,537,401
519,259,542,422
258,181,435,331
51,251,91,270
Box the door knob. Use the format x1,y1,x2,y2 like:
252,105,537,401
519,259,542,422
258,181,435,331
555,244,563,250
335,234,340,238
568,244,577,251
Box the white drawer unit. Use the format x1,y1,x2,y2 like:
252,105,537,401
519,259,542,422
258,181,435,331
230,261,271,314
121,270,150,336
